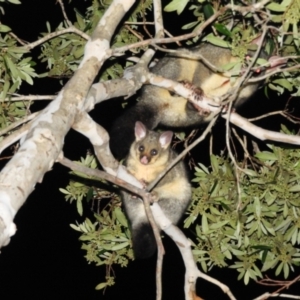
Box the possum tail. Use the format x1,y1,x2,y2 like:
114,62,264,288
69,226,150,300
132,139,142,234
131,222,157,259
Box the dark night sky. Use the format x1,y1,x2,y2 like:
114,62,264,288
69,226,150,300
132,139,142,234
0,1,299,300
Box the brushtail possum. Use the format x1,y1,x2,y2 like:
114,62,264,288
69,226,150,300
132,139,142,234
110,43,267,159
121,121,191,259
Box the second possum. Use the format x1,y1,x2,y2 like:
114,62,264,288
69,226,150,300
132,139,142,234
110,43,267,160
122,121,191,259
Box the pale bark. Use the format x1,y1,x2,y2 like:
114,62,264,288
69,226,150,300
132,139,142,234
0,0,135,248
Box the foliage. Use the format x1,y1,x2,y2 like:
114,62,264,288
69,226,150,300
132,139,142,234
59,155,98,216
43,0,300,289
70,197,132,291
187,140,300,284
64,133,300,287
0,34,35,136
62,155,133,290
1,0,300,292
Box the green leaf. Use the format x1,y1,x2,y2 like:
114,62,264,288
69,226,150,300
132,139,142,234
164,0,189,14
261,219,275,236
230,248,245,256
204,34,229,48
213,23,232,37
289,185,300,192
210,154,219,173
95,282,108,290
59,188,71,195
210,220,229,229
275,261,284,276
203,4,214,19
244,270,250,285
4,55,18,77
243,169,257,176
70,224,81,231
291,227,298,245
8,0,21,3
275,218,291,231
254,197,261,217
0,24,11,32
271,15,283,23
182,21,200,30
86,188,94,202
8,80,20,94
111,242,129,251
114,207,128,227
20,71,34,85
255,151,278,161
201,214,209,234
273,79,293,92
77,199,83,216
266,2,289,12
262,250,268,263
283,262,289,279
196,163,209,174
0,80,10,100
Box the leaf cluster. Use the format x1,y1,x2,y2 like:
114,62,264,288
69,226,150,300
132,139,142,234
38,0,152,81
186,142,300,284
38,21,86,79
70,202,132,291
0,35,34,132
60,154,132,290
0,34,37,99
1,0,299,291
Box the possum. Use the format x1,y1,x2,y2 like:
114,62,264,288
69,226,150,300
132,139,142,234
121,121,191,259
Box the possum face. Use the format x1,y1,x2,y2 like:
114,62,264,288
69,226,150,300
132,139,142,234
134,133,166,165
137,144,158,165
131,121,173,165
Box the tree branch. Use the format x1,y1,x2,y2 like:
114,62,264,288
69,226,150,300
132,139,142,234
226,112,300,145
0,0,136,248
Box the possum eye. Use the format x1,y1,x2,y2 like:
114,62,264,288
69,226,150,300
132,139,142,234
169,91,178,97
150,149,157,156
138,145,144,152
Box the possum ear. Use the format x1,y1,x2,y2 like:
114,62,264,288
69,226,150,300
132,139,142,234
159,131,173,149
134,121,147,141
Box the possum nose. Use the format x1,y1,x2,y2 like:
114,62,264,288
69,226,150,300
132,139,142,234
140,155,149,165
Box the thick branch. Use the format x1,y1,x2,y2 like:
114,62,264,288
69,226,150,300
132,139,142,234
0,0,135,248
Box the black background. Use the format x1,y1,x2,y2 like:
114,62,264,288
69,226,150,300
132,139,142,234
0,1,299,299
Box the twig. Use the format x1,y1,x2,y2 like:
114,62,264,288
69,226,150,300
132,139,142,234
112,1,271,55
152,0,165,297
0,112,39,137
56,0,72,26
58,157,145,199
23,27,89,50
254,293,300,300
255,275,300,299
1,95,55,102
232,127,251,160
248,63,300,83
8,32,27,46
248,110,286,121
